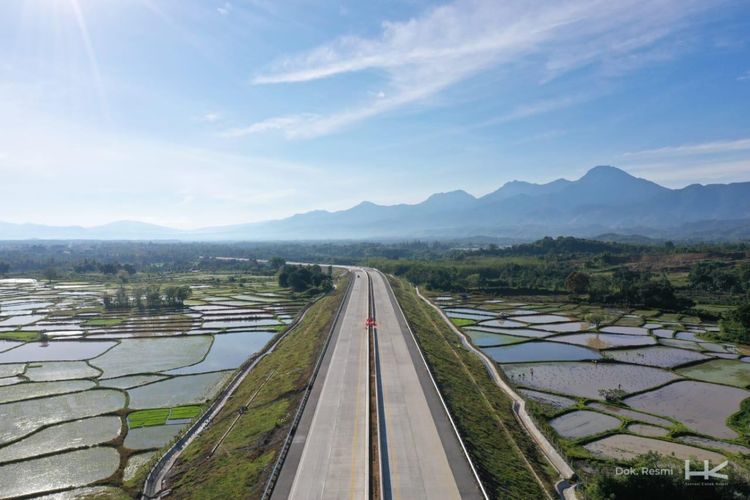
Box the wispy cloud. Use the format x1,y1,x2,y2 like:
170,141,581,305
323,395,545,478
217,2,232,16
623,137,750,186
233,0,718,139
739,70,750,81
627,159,750,186
474,94,591,129
200,112,221,123
625,137,750,157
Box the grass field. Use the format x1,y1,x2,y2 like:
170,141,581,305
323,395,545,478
159,274,350,499
0,331,41,341
450,317,475,327
388,277,558,499
128,409,171,428
83,317,124,327
128,406,203,428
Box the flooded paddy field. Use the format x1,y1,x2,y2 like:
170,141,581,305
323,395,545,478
0,273,307,497
433,292,750,472
584,434,725,462
550,410,621,439
676,359,750,388
548,332,656,349
483,341,601,363
624,381,749,439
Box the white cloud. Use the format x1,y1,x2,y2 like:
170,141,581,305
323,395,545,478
738,70,750,81
221,114,316,138
217,2,232,15
200,112,221,123
625,137,750,157
623,137,750,187
236,0,718,139
627,159,750,186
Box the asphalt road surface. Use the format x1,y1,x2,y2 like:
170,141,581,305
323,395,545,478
370,270,483,500
274,269,370,500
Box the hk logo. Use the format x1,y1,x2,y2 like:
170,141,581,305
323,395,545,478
684,460,729,480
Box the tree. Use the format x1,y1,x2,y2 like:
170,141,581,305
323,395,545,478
117,269,130,284
164,286,178,306
132,287,145,310
43,267,58,282
721,301,750,343
0,262,9,275
175,285,192,305
565,271,590,294
599,387,626,403
146,285,162,309
114,286,130,309
98,263,118,274
585,312,608,329
278,264,333,293
278,269,289,287
289,266,312,292
162,285,191,307
269,257,286,271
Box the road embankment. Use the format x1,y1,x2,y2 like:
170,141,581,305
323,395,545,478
143,273,352,499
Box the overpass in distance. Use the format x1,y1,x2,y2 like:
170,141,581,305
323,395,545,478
271,268,484,500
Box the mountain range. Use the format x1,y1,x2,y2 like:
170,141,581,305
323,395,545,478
2,166,750,242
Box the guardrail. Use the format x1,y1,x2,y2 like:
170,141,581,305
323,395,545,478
259,271,356,499
141,281,343,499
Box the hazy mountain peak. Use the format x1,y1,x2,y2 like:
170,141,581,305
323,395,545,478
568,165,668,204
481,176,570,202
423,190,475,203
580,165,632,179
2,166,749,241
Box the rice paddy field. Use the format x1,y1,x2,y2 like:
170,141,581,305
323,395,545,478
0,274,307,498
432,292,750,479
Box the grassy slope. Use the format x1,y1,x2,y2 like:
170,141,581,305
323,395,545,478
160,274,350,499
388,276,559,499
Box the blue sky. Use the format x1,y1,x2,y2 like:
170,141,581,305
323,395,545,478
1,0,749,228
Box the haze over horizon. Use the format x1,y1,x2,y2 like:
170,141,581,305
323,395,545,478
3,164,749,230
1,0,749,229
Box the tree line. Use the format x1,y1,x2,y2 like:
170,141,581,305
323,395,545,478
276,263,333,293
103,285,192,310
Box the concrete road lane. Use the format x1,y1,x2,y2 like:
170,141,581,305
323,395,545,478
285,269,370,500
371,271,482,500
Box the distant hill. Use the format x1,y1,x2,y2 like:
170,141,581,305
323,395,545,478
2,166,749,241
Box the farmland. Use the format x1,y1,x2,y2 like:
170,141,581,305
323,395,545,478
0,270,313,498
428,289,750,496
